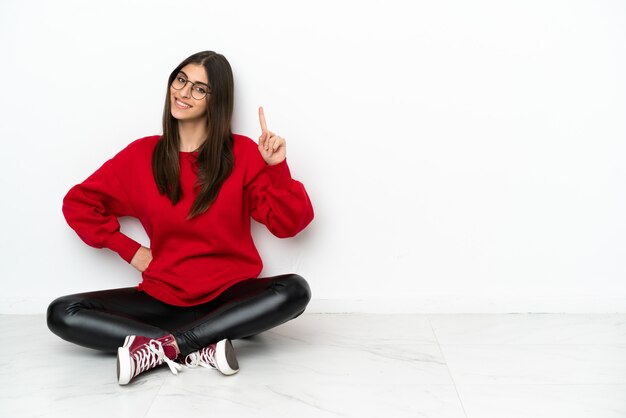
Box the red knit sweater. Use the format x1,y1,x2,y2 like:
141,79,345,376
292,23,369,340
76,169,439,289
62,134,314,306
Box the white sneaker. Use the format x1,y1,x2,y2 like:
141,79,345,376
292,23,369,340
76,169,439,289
184,339,239,376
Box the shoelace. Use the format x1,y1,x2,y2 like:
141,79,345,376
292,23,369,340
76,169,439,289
133,340,183,377
184,345,217,369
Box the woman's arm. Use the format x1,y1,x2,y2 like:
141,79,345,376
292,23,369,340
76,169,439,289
246,157,314,238
245,107,314,238
62,156,142,264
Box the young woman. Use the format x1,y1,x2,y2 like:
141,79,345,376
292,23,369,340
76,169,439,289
47,51,314,385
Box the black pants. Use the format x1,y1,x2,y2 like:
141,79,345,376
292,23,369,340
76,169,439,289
47,274,311,357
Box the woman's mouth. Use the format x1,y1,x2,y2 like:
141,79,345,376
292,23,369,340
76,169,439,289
174,98,191,109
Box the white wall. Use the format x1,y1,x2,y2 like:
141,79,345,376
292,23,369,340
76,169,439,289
1,0,624,313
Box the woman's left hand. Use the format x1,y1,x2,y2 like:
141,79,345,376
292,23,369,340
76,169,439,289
257,106,286,166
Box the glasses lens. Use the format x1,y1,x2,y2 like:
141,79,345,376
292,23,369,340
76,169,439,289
172,75,186,90
191,85,208,100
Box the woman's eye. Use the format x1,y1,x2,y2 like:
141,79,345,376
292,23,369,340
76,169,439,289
177,76,186,83
195,86,207,94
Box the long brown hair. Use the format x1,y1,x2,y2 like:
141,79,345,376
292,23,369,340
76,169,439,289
152,51,235,220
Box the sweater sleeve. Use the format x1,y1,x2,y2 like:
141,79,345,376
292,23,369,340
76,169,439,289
245,157,314,238
62,156,142,264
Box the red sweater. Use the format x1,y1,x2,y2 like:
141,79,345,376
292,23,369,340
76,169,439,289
62,134,314,306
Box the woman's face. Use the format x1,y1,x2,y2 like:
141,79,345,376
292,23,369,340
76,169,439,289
170,63,209,122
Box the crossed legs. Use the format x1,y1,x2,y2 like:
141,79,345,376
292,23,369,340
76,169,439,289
47,273,311,357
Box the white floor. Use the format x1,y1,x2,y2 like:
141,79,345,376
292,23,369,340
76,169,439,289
1,313,625,418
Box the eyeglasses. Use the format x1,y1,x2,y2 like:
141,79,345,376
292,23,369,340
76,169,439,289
171,73,211,100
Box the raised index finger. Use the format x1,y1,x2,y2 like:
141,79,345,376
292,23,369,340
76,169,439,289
258,106,268,132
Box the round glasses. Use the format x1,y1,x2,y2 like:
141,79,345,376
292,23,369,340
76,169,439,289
171,73,210,100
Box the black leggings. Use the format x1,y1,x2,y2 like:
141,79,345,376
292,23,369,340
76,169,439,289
47,274,311,357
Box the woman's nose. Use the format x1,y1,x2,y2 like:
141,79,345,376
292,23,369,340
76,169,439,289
180,81,192,98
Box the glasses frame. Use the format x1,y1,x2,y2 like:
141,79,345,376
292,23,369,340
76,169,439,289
171,73,211,100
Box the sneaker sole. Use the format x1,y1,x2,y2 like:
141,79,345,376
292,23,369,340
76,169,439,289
215,339,239,376
117,335,135,385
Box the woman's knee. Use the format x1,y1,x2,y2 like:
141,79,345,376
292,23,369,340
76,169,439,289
46,295,80,337
274,274,312,312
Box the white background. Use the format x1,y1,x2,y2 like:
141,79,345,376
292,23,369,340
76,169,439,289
0,0,624,313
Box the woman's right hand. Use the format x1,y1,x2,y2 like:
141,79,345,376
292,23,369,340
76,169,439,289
131,246,153,272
